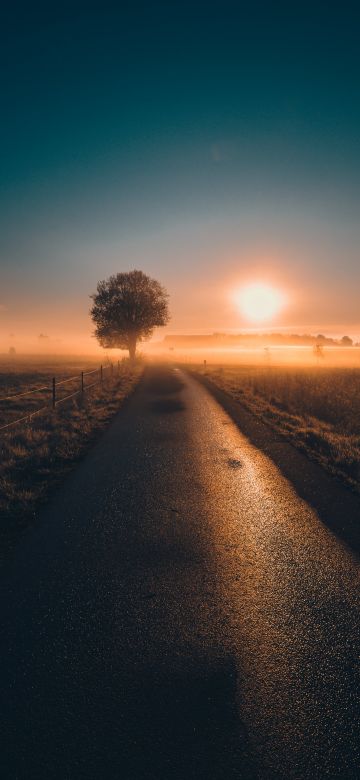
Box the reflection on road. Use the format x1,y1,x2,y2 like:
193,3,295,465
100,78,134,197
184,370,360,778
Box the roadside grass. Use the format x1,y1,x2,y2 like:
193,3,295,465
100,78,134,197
0,359,143,551
196,364,360,492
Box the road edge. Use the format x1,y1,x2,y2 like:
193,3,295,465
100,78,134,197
191,370,360,559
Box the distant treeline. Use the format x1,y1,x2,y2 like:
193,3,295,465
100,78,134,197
163,333,356,348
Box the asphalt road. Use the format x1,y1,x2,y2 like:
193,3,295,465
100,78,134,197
1,367,359,779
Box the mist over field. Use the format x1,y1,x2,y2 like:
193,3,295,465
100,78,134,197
151,338,360,368
2,330,360,366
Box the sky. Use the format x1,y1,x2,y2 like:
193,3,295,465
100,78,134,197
1,1,360,352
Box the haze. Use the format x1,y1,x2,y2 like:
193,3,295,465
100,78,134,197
1,3,360,353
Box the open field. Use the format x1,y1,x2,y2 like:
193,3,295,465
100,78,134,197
0,356,142,554
195,363,360,493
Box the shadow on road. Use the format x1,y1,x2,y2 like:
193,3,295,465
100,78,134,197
145,370,185,395
149,398,186,413
144,367,186,415
105,655,250,779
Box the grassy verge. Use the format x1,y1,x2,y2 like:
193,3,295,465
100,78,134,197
0,363,143,551
195,365,360,493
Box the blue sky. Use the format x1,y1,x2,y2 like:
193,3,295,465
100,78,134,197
1,1,360,350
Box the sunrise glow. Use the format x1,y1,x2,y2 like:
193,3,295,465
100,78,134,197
235,283,286,323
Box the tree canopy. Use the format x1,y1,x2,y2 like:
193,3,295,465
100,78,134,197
90,270,170,359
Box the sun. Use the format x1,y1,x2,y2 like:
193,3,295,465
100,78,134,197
235,283,285,323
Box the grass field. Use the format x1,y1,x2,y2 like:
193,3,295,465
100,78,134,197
197,364,360,492
0,356,142,553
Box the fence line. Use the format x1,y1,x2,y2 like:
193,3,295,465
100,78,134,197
0,385,49,402
0,406,50,432
55,374,81,387
0,361,124,433
55,390,82,406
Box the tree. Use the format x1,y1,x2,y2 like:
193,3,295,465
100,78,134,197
340,335,353,346
90,270,170,359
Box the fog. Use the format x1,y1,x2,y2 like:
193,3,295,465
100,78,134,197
148,343,360,369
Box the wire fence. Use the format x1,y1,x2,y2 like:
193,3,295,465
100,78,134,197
0,361,124,433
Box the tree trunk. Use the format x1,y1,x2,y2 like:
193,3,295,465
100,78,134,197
128,335,137,361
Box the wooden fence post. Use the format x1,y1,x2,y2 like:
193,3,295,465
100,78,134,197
81,371,84,392
52,377,56,409
100,365,103,383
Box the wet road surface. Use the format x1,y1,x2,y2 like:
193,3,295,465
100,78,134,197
1,367,359,779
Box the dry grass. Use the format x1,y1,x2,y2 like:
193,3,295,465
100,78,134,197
0,359,143,547
198,364,360,492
